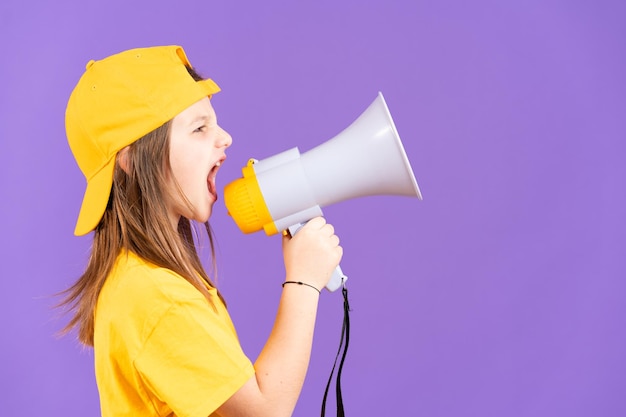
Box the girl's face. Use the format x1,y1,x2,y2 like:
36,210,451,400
167,97,232,228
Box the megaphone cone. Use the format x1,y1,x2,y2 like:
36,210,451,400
224,92,422,290
300,92,422,206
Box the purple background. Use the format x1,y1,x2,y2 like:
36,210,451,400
1,0,625,416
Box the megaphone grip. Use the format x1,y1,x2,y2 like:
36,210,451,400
327,265,348,292
287,223,348,292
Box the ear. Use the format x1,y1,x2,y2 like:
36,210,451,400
117,146,131,174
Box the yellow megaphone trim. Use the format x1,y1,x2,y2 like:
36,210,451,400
224,159,279,235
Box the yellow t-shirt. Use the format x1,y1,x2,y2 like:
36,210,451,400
94,251,255,417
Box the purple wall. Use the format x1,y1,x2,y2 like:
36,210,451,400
2,0,625,415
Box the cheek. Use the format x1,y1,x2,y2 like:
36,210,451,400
171,153,206,194
170,143,199,179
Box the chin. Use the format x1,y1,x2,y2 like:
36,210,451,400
187,196,215,224
195,206,214,223
192,213,210,224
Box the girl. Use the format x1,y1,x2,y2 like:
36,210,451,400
61,45,343,417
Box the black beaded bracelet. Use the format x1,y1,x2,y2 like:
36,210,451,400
282,280,321,294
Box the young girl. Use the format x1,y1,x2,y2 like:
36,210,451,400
61,45,343,417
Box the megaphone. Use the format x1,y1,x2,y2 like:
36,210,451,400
224,92,422,291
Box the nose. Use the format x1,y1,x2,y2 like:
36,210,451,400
217,126,233,148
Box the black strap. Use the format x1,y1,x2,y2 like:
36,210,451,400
321,285,351,417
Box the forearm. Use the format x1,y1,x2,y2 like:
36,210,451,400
253,283,320,415
217,218,341,417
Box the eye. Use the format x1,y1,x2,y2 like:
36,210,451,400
193,125,207,133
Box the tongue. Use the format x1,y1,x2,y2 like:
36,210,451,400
208,166,218,198
208,178,216,198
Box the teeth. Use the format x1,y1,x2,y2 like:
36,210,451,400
215,161,221,167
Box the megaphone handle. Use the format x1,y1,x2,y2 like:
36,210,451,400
287,223,348,292
327,265,348,292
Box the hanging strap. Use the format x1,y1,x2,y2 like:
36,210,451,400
321,285,351,417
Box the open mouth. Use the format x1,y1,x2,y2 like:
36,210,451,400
208,161,222,199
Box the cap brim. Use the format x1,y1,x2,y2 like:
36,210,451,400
74,157,116,236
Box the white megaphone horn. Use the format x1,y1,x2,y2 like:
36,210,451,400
224,92,422,291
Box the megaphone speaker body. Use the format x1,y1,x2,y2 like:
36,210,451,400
224,92,422,291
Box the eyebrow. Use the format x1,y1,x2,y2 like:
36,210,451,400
188,114,212,126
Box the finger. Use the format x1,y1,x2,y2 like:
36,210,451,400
306,216,327,229
323,223,335,237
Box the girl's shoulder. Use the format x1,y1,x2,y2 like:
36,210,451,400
99,251,206,317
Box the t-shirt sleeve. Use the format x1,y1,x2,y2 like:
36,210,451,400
134,296,255,417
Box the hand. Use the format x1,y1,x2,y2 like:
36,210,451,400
282,217,343,291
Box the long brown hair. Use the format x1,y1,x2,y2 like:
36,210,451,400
60,67,221,346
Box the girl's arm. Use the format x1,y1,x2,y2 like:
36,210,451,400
216,216,342,417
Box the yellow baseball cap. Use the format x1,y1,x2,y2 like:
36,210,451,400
66,45,220,236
